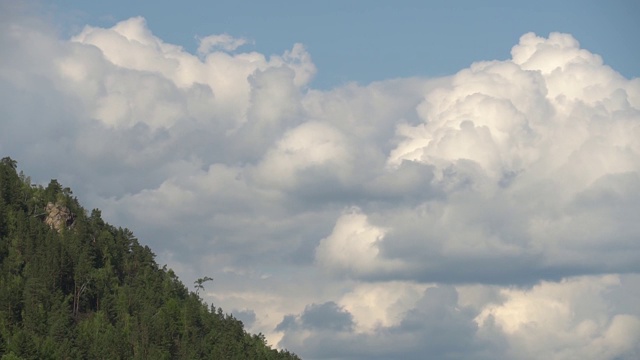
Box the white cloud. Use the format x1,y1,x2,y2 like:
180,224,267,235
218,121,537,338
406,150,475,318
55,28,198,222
70,16,315,132
252,121,351,189
197,33,250,55
2,5,640,358
315,207,401,276
323,30,640,284
475,275,640,360
338,281,428,332
276,275,640,359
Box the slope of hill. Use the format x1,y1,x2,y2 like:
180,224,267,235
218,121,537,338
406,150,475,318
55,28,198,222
0,157,300,360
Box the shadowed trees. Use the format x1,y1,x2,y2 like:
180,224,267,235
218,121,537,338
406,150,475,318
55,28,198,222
0,158,300,360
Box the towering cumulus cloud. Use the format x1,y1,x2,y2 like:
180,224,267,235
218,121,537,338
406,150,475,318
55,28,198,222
1,6,638,359
319,32,640,286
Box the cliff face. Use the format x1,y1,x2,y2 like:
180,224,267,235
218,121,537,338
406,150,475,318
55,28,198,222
44,202,74,232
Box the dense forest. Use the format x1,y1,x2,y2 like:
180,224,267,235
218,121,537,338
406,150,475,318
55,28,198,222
0,157,300,360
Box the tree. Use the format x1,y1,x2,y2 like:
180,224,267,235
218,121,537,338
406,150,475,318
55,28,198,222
0,157,17,170
0,160,301,359
194,276,213,296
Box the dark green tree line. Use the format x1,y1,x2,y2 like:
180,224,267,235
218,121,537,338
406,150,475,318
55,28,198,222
0,157,300,360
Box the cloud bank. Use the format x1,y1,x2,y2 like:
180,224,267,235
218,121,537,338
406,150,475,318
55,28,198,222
1,5,639,359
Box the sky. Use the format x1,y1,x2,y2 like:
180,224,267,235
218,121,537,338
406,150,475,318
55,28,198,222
1,0,640,359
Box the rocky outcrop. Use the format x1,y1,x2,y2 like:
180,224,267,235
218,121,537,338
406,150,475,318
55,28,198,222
44,202,74,232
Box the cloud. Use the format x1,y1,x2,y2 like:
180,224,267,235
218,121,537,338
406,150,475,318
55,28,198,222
276,284,494,360
278,301,354,332
315,207,404,277
475,275,640,359
1,4,639,358
309,31,640,284
197,33,250,55
276,276,640,360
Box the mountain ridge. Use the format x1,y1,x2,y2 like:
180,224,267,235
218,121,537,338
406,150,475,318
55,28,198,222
0,157,300,360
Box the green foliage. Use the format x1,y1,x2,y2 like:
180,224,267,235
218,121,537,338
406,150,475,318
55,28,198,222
0,159,300,360
194,276,213,296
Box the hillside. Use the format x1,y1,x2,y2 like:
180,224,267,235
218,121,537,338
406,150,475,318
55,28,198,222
0,157,300,360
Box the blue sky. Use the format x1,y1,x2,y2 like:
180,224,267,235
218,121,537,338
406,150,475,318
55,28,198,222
3,1,640,358
50,0,640,88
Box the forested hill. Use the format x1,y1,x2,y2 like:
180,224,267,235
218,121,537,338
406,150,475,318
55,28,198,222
0,157,300,360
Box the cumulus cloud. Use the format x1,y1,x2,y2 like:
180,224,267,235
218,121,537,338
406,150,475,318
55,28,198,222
1,4,639,358
276,276,640,360
197,33,250,55
279,301,354,332
475,275,640,360
276,284,491,360
315,207,405,277
311,32,640,285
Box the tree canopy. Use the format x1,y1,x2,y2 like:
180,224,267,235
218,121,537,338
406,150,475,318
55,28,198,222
0,157,300,360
